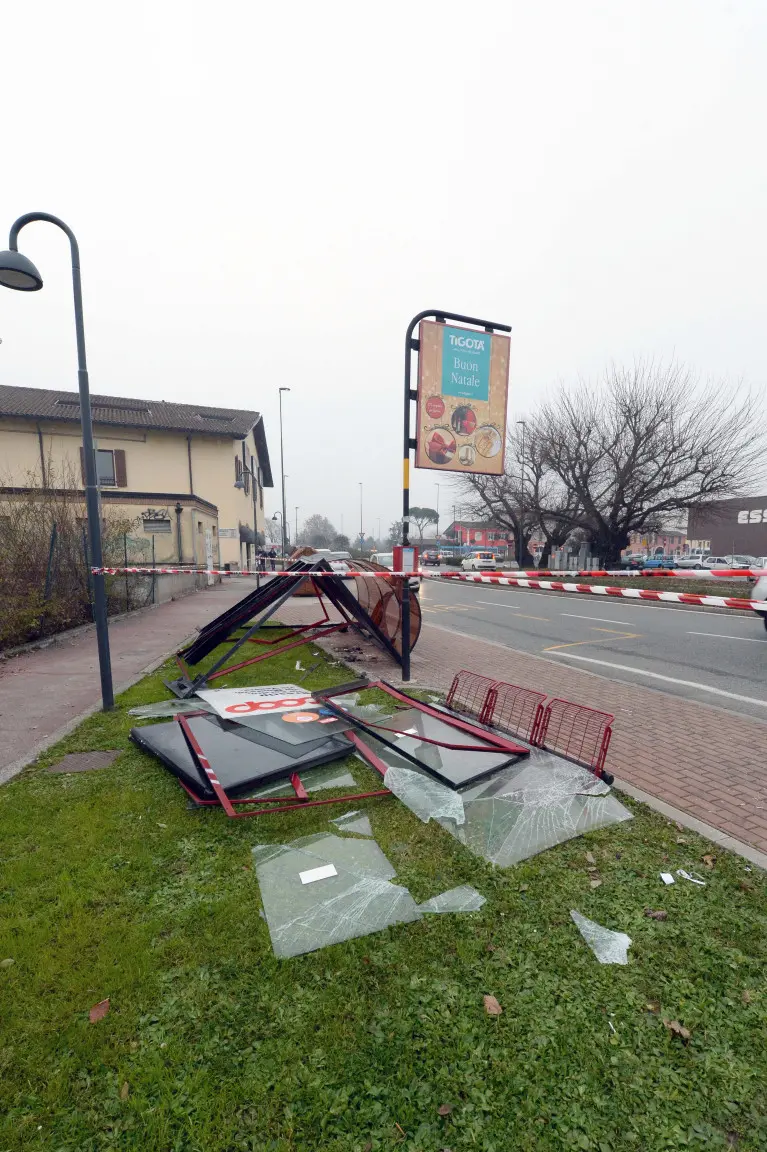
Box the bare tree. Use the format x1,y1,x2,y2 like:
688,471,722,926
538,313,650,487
536,361,764,564
296,514,337,548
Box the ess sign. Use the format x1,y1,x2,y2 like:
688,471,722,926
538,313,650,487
738,509,767,524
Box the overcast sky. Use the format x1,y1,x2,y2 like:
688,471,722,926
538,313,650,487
1,0,765,542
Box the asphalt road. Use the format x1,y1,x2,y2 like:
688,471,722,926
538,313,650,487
418,572,767,721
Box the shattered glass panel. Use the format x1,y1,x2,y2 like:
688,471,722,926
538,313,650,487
128,698,215,718
366,707,521,788
418,885,486,913
384,764,465,826
570,910,631,965
330,810,374,836
442,751,632,867
253,833,421,957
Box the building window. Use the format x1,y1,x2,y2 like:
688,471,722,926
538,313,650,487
212,525,217,537
197,520,203,533
142,518,172,534
96,449,116,486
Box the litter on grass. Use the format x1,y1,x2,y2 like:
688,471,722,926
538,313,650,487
660,872,675,885
677,869,706,886
570,910,632,965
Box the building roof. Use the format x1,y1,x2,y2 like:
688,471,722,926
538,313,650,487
0,383,273,486
445,520,510,533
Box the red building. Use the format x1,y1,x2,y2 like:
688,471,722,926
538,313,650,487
443,521,512,550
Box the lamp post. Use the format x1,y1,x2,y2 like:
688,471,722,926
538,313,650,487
359,482,363,549
278,387,290,560
0,213,114,710
516,419,527,568
434,482,440,540
295,505,299,543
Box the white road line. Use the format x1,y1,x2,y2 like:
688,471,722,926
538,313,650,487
561,612,635,626
687,631,767,644
476,599,533,610
548,652,767,707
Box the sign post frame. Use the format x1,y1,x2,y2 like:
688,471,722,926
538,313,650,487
400,310,511,681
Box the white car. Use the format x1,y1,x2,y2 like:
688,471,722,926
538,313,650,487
461,551,498,571
752,574,767,631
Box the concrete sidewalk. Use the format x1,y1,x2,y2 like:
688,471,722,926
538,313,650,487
278,597,767,864
0,578,260,784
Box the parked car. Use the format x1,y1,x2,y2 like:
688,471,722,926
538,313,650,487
702,555,731,569
421,550,442,566
461,551,498,571
641,555,676,569
752,574,767,631
724,555,756,568
676,553,710,569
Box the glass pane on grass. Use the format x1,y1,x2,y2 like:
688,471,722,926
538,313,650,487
253,833,421,958
418,885,486,913
330,810,374,836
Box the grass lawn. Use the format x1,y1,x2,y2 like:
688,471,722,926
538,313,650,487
1,634,766,1151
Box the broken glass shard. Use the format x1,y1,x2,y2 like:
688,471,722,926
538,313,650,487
330,810,374,837
250,763,358,799
570,909,631,965
128,698,215,718
418,885,486,913
443,753,632,867
384,764,465,826
253,833,421,958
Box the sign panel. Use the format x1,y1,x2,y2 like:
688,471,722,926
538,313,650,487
197,684,314,717
415,321,510,475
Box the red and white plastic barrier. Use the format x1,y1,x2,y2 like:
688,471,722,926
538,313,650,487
89,566,767,611
433,571,767,610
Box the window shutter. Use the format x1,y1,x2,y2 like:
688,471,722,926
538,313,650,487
79,447,86,484
114,449,127,487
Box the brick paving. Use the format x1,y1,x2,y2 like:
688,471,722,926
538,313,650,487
0,577,261,785
277,596,767,858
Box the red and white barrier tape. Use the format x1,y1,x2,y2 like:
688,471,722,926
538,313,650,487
90,565,767,610
434,571,767,610
502,568,767,579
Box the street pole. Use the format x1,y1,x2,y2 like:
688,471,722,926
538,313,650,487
402,310,511,681
359,482,363,548
434,482,440,540
516,419,527,567
279,387,290,560
0,214,114,709
295,505,299,543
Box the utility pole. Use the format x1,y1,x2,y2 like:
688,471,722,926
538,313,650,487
278,387,290,559
516,419,527,567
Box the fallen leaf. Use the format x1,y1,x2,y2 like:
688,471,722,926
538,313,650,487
702,854,716,869
120,1082,129,1101
437,1103,453,1116
0,958,14,969
644,908,668,921
675,821,684,832
89,998,110,1023
590,879,602,889
646,1000,661,1014
585,851,596,865
663,1017,691,1042
662,854,669,862
742,990,753,1004
739,881,754,893
484,994,503,1016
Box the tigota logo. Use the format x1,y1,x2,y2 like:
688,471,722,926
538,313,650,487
448,334,486,352
737,509,767,524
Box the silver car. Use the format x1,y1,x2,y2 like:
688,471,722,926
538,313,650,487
752,574,767,632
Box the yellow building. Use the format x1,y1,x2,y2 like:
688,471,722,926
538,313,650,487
0,384,273,570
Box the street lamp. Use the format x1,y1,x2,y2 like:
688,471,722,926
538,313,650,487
0,213,114,710
278,387,290,561
516,419,527,568
359,481,363,549
295,505,299,543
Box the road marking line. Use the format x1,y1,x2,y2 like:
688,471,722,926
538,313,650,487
561,612,635,626
548,652,767,707
474,599,549,621
463,586,756,621
687,631,767,644
543,632,640,652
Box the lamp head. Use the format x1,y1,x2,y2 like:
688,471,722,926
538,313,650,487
0,249,43,291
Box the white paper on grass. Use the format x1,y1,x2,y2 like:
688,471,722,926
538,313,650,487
299,864,338,885
197,684,314,718
660,872,675,885
570,910,632,965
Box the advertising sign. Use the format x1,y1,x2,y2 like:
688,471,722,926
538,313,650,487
415,320,510,475
197,684,314,717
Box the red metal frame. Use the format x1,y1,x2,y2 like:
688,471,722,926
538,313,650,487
174,712,391,819
372,680,529,755
445,670,499,720
482,682,547,743
536,697,614,777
